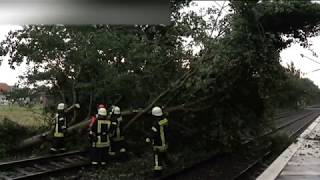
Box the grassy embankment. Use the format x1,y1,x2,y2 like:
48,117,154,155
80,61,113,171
0,104,49,158
0,104,46,127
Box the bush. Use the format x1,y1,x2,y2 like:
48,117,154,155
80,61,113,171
270,133,291,154
0,117,38,157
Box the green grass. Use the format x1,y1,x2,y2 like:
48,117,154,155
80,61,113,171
0,104,47,127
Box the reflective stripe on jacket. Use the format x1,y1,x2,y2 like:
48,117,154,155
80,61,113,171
54,113,66,138
91,118,116,148
112,116,124,142
151,118,168,152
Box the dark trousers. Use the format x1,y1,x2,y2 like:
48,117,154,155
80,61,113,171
110,140,126,153
51,137,65,152
90,146,109,165
110,140,128,161
153,150,171,172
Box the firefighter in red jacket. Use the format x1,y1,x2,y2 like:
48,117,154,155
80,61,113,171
146,106,170,175
88,104,107,130
50,103,67,153
88,107,116,165
109,106,126,159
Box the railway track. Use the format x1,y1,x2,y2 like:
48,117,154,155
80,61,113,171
273,109,308,120
0,150,89,180
157,109,320,180
232,110,320,180
240,110,315,145
0,109,318,180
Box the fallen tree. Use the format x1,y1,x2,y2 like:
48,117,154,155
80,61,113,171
14,109,143,150
14,97,211,151
8,1,320,153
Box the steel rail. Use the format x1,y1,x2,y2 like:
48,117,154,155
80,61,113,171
273,109,306,119
0,150,89,180
157,110,320,180
231,112,320,180
1,110,318,180
241,111,315,145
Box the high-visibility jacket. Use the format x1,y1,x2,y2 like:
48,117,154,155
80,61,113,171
54,113,67,138
111,115,124,142
89,117,116,148
151,118,169,152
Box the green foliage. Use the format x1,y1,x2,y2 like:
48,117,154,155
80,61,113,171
270,133,291,154
165,0,320,150
0,0,320,154
0,23,191,115
272,63,320,109
0,118,35,157
5,85,30,102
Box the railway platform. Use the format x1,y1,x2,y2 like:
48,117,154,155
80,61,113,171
257,115,320,180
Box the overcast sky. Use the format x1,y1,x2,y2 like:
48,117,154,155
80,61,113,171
0,25,24,86
0,1,320,87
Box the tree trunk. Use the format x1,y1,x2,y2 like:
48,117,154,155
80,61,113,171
56,83,66,104
86,90,93,118
14,97,211,151
69,82,78,125
13,109,141,151
15,119,90,150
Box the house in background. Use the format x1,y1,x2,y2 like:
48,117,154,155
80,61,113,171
0,83,12,105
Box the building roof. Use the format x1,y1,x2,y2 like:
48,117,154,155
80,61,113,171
0,83,11,93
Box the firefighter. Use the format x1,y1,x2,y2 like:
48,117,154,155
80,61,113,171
88,104,107,129
50,103,67,153
88,104,106,147
98,104,106,110
88,107,116,165
109,106,126,159
146,106,171,175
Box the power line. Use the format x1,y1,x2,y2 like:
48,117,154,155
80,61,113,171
305,68,320,75
300,54,320,66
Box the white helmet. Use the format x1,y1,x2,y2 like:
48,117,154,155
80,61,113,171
152,106,163,117
98,108,107,116
113,106,121,115
57,103,65,110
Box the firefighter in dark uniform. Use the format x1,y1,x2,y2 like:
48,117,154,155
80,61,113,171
109,106,126,159
88,107,116,165
146,106,170,175
50,103,67,153
87,104,106,151
88,104,107,132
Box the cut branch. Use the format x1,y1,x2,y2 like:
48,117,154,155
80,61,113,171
165,95,213,113
15,94,212,151
123,89,170,130
123,69,198,131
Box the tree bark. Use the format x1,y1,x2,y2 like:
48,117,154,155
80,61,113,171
86,90,93,118
15,119,89,150
69,82,78,125
14,95,212,151
14,109,141,151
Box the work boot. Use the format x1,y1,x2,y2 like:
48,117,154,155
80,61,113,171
153,170,162,177
108,151,116,156
50,147,58,153
119,151,128,162
91,161,98,166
